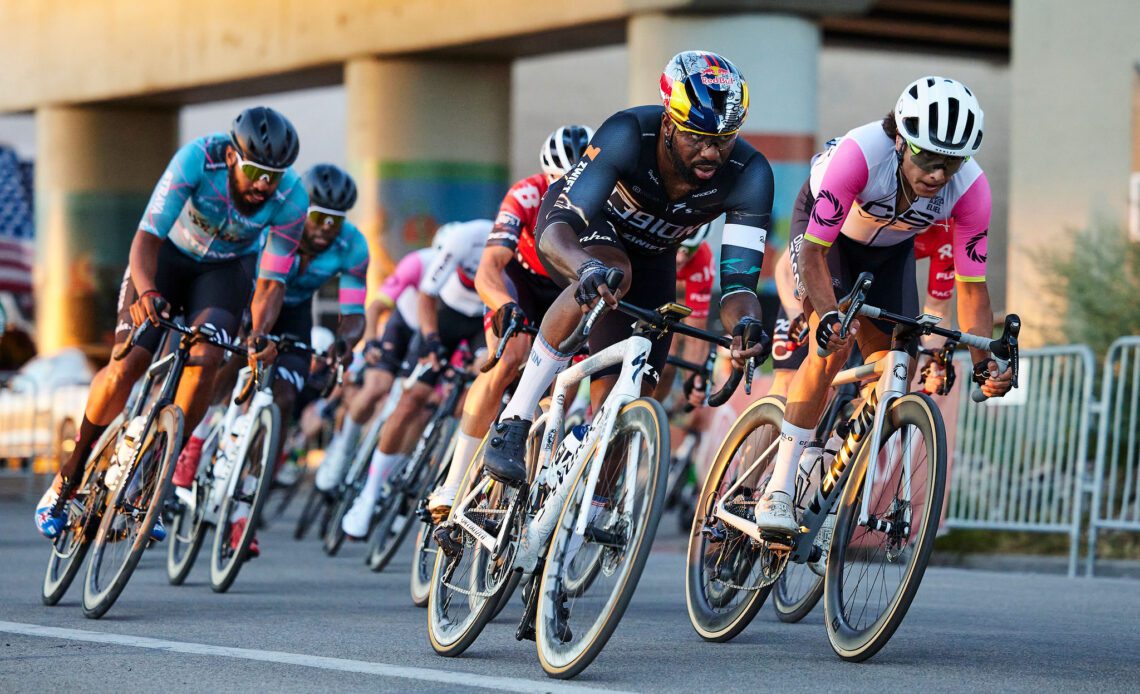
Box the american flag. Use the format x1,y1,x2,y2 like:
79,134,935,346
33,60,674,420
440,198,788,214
0,146,33,294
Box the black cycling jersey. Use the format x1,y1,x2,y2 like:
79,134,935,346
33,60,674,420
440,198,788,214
543,105,774,299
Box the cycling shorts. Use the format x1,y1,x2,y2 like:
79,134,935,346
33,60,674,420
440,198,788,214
789,179,918,335
373,309,417,377
115,240,256,354
483,260,564,334
410,303,486,387
534,182,674,387
269,298,315,395
771,304,808,372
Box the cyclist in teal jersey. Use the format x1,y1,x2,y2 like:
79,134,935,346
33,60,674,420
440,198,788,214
35,106,306,539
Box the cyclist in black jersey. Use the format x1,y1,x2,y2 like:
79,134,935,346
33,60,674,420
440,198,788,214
482,50,775,484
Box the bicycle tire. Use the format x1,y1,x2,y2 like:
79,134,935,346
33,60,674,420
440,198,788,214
294,481,328,540
210,404,281,593
323,445,372,556
42,416,124,606
166,433,219,586
824,392,946,661
536,397,669,679
82,405,183,619
408,522,435,607
684,396,784,642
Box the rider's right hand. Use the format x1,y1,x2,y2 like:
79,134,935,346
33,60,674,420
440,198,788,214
574,259,620,312
363,339,384,367
491,302,525,338
130,290,168,327
421,332,447,371
814,310,859,357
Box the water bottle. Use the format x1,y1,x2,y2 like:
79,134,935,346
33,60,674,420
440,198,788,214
552,424,589,484
106,415,146,491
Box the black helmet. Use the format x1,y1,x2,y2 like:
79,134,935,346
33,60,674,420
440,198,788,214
303,164,358,212
230,106,300,169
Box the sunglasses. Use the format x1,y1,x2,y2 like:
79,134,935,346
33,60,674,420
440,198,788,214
307,205,346,227
675,127,738,152
235,152,286,185
907,141,968,174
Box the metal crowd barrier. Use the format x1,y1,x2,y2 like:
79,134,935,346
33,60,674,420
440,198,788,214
1087,336,1140,576
946,346,1095,577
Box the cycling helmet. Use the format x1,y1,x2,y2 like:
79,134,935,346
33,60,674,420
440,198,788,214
431,222,458,251
894,76,984,157
310,326,335,354
660,51,748,136
230,106,300,169
540,125,595,182
681,222,712,251
303,164,357,212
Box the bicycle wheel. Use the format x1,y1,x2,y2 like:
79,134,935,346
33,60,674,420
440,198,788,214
323,448,371,556
409,522,436,607
368,417,456,572
42,416,123,606
82,405,183,619
166,433,219,586
684,396,783,642
824,392,946,661
427,438,522,657
536,398,668,679
293,479,329,540
209,404,280,593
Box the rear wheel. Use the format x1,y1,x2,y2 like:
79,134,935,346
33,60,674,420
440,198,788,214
824,393,945,661
323,448,371,555
684,396,784,642
82,406,182,619
166,434,218,586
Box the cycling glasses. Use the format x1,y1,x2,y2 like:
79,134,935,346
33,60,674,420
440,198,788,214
675,127,737,152
307,205,346,227
907,141,968,175
235,153,287,185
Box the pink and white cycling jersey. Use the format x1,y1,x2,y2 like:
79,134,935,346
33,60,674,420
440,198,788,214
804,121,991,281
376,248,434,330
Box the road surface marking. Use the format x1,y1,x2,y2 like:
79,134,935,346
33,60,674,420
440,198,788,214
0,620,634,693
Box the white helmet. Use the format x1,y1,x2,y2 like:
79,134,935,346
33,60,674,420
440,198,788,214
431,222,458,251
894,76,984,158
540,125,595,183
310,326,335,354
681,223,712,251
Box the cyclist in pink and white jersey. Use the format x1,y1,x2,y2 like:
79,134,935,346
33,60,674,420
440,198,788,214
755,76,1014,533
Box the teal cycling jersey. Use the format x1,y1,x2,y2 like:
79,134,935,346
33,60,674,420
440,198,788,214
278,221,370,315
138,133,307,283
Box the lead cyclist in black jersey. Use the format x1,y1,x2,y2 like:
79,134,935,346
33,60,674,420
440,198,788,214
482,50,774,484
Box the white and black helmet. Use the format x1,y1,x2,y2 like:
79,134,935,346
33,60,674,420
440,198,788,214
540,125,595,182
894,76,984,157
681,222,712,251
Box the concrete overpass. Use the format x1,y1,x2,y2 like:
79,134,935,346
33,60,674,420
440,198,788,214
1,0,1018,350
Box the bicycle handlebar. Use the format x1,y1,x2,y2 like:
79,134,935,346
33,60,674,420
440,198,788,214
558,268,625,354
480,314,537,373
113,317,247,362
234,333,342,406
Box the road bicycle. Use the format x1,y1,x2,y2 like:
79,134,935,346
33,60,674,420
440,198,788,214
428,270,758,678
686,272,1019,660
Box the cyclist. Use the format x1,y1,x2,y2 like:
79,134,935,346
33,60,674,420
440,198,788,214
756,76,1013,534
312,224,452,494
421,125,594,521
35,107,306,539
340,219,492,538
479,50,774,487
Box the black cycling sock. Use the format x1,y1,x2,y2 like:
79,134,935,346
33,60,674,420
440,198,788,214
60,416,108,488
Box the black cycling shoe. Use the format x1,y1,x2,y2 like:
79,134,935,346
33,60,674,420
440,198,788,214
483,417,531,485
550,588,573,643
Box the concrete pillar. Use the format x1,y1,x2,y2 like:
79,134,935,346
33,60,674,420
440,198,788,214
34,105,178,353
628,12,820,294
345,57,511,290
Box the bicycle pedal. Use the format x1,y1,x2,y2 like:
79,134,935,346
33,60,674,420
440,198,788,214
758,531,795,552
583,524,624,548
415,506,433,524
701,522,728,544
432,524,462,558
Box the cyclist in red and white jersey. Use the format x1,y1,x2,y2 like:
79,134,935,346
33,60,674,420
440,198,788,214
756,77,1013,533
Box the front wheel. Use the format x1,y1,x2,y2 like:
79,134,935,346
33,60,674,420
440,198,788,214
209,404,280,593
536,397,669,679
824,392,946,661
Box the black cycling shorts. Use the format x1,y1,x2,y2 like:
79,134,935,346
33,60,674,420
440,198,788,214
771,304,808,372
373,309,418,376
116,240,256,354
411,303,485,387
789,179,918,335
534,181,674,386
269,298,315,395
485,261,564,332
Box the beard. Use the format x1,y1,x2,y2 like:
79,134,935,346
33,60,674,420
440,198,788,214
228,170,264,217
668,141,713,187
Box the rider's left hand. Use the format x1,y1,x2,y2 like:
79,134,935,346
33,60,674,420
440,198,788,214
730,317,770,370
973,359,1013,398
247,332,277,371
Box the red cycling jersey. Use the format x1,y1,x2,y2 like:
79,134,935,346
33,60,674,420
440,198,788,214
677,241,714,320
487,173,550,278
913,220,955,301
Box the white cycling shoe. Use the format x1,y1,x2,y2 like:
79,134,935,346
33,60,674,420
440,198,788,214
809,514,835,577
754,491,800,535
341,496,373,539
426,483,459,522
314,441,347,493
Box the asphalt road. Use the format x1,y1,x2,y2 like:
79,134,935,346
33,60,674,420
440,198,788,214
1,490,1138,693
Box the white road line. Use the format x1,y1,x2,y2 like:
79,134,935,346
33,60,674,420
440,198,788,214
0,620,634,694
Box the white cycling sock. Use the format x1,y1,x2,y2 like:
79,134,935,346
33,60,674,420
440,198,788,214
767,421,814,498
441,432,482,492
359,451,405,506
498,334,570,423
340,418,363,456
563,495,608,565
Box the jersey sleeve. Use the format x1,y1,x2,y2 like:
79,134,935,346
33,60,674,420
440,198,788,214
138,140,204,238
376,251,424,307
258,180,308,284
420,232,462,297
488,178,542,252
719,153,775,301
950,173,991,282
337,234,370,316
680,242,714,320
803,137,870,248
544,111,639,233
